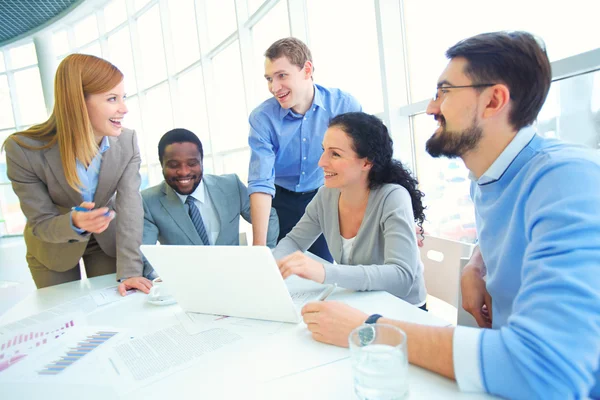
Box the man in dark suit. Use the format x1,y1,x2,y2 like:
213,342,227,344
141,128,279,278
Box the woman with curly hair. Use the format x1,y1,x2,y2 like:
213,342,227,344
273,111,427,307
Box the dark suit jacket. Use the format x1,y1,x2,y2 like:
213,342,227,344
4,128,144,280
141,174,279,276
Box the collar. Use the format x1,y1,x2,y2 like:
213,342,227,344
98,136,111,154
76,136,110,165
469,126,536,184
278,84,326,120
175,179,206,204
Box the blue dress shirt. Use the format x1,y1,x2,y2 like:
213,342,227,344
248,84,361,196
71,136,110,233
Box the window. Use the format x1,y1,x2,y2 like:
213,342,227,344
9,43,37,69
73,14,99,48
0,129,15,182
143,83,173,165
168,0,200,72
0,76,15,129
306,0,383,113
136,5,167,89
13,67,47,126
412,113,476,243
204,0,237,49
211,41,248,154
537,70,600,150
124,96,145,162
247,0,266,16
0,184,26,235
250,0,289,108
107,27,137,94
104,0,127,32
134,0,152,12
175,67,211,154
79,42,102,58
221,149,251,183
403,0,600,102
146,163,165,188
52,30,70,57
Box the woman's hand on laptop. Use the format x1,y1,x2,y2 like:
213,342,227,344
277,251,325,283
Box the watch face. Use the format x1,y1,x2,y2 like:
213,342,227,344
358,325,376,346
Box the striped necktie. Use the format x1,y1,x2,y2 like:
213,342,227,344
185,195,210,245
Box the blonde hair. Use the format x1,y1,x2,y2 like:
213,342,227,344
4,54,123,192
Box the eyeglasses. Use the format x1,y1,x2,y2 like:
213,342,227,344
432,83,496,101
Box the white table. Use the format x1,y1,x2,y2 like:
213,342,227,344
1,274,493,399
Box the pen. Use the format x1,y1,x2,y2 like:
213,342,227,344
317,283,337,301
71,206,111,216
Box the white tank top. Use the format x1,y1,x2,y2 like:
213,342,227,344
340,236,356,264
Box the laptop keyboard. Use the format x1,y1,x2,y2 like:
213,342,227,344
290,291,318,306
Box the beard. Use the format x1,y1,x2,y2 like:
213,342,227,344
426,116,483,158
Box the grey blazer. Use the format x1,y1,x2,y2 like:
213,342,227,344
4,128,144,280
141,173,279,276
273,184,426,305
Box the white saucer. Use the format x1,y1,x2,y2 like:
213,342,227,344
147,296,177,306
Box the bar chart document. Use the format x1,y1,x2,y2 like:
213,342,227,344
0,326,123,387
0,316,81,374
38,330,118,375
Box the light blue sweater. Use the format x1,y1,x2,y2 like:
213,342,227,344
473,134,600,398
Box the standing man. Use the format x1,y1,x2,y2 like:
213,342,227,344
300,31,600,399
247,37,361,261
142,128,279,278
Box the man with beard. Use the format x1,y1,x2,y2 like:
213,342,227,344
141,128,279,279
298,31,600,399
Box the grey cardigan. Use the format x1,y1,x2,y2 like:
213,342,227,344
273,184,426,305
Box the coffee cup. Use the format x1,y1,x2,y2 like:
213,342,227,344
147,277,176,305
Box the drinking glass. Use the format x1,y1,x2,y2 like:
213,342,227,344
349,323,408,399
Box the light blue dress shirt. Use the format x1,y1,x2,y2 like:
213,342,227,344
71,136,110,233
174,180,220,245
248,84,361,196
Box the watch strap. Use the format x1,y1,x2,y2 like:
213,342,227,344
365,314,383,324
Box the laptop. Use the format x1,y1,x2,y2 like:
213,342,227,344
140,245,333,323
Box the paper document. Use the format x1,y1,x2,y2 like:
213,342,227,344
0,296,96,336
108,323,243,391
0,325,122,388
90,286,139,306
175,310,283,336
0,314,84,374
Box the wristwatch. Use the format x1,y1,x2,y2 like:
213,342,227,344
359,314,383,345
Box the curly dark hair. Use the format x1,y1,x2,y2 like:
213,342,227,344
328,112,426,230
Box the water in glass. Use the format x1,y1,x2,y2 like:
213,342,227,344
352,343,408,400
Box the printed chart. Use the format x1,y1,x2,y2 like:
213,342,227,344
38,331,118,375
0,319,76,372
